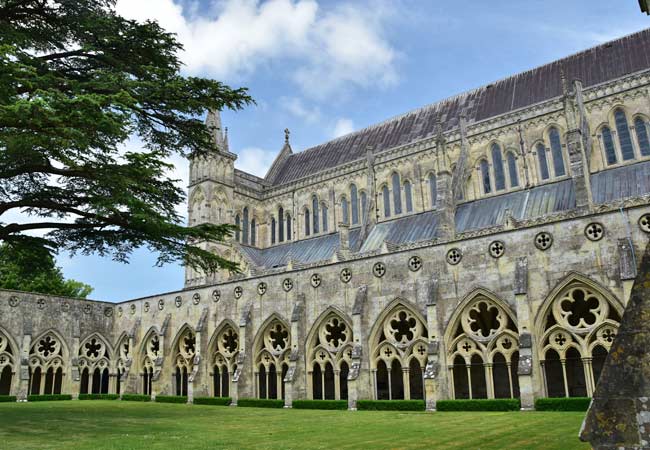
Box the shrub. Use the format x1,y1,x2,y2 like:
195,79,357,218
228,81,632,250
155,395,187,404
193,397,232,406
78,394,119,401
436,399,520,411
27,394,72,402
121,394,151,402
0,395,16,402
292,400,348,410
357,400,425,411
237,398,285,408
534,397,590,412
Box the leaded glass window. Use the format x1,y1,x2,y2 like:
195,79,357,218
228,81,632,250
312,196,319,234
480,160,491,194
341,197,349,224
635,117,650,157
382,186,390,217
404,181,413,213
429,173,437,207
392,173,402,215
350,184,359,225
537,143,550,180
278,207,284,243
549,127,566,177
507,152,519,187
615,109,634,161
602,126,617,165
491,143,506,191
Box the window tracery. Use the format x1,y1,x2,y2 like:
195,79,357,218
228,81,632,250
28,332,65,396
428,173,437,207
78,335,111,395
211,325,238,398
536,143,550,181
448,295,520,400
0,330,15,395
371,305,428,401
141,332,159,396
634,116,650,157
255,319,290,400
540,282,621,398
174,327,196,396
548,127,566,177
307,313,353,400
350,184,359,225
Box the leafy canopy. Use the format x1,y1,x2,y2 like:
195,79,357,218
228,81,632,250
0,241,92,298
0,0,252,275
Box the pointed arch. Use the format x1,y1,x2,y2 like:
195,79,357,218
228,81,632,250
169,323,196,355
30,329,70,360
138,326,160,356
252,313,291,355
208,319,239,353
305,306,354,351
0,325,20,360
79,332,114,359
253,313,290,400
368,298,428,348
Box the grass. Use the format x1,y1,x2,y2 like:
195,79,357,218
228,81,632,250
0,400,589,450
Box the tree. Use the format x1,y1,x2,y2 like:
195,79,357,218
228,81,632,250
0,241,93,298
0,0,252,275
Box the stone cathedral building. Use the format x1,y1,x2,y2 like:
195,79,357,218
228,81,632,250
2,29,650,410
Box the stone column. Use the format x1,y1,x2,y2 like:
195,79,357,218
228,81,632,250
348,285,367,410
232,302,252,406
18,318,32,400
514,257,535,410
424,280,441,411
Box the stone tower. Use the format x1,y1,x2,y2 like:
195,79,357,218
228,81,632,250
185,109,237,286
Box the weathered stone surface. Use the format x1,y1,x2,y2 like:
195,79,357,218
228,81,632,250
580,242,650,449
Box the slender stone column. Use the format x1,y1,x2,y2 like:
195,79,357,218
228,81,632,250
514,257,535,410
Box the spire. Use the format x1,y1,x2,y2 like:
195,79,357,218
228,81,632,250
284,128,290,145
223,127,229,152
205,108,226,151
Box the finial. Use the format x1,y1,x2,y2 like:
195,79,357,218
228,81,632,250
284,128,290,144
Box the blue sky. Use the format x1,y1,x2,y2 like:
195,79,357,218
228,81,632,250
57,0,650,302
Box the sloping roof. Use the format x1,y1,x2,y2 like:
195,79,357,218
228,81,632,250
238,229,361,269
591,160,650,204
456,179,576,232
265,29,650,186
359,211,441,253
241,161,650,269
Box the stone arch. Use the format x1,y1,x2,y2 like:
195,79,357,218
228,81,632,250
535,272,623,398
253,313,290,400
78,332,113,395
170,324,196,397
208,319,239,398
28,329,69,396
444,288,519,400
368,298,428,401
0,326,19,395
138,326,160,396
113,331,131,394
305,306,354,400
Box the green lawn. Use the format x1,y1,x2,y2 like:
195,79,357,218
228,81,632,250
0,401,589,450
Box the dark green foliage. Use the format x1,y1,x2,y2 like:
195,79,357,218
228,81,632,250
237,398,285,409
0,395,16,402
193,396,231,406
357,400,425,411
78,394,119,400
535,397,591,411
27,394,72,402
121,394,151,402
155,395,187,404
0,0,253,274
0,242,92,297
436,399,520,411
292,400,348,410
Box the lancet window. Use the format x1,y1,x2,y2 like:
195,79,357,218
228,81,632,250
28,332,65,395
78,334,111,395
211,325,238,398
255,319,290,400
174,327,196,397
0,330,15,395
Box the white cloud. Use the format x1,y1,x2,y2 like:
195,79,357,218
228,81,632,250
331,118,354,138
115,0,398,97
235,147,277,178
280,97,321,123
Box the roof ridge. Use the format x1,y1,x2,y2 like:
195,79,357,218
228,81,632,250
286,27,650,158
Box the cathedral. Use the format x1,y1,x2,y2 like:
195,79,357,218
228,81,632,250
1,29,650,410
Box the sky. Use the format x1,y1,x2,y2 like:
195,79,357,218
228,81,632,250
55,0,650,302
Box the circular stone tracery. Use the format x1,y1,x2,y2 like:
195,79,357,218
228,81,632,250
460,297,507,342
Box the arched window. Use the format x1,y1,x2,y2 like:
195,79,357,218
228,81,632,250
391,173,402,215
242,208,249,244
321,204,328,232
404,181,413,213
448,295,520,400
78,335,111,395
234,214,240,242
173,328,196,397
480,160,491,194
634,117,650,157
350,184,359,225
278,207,284,243
255,319,290,400
536,143,550,180
428,173,437,207
601,126,617,165
141,332,158,396
548,127,566,177
210,325,238,398
360,191,368,223
371,305,427,400
250,219,256,246
539,281,621,398
0,330,15,396
614,109,634,161
382,185,390,217
286,214,292,241
28,333,65,395
507,152,519,188
304,209,310,236
271,218,276,245
312,196,319,234
307,313,352,401
341,197,349,225
491,144,506,191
